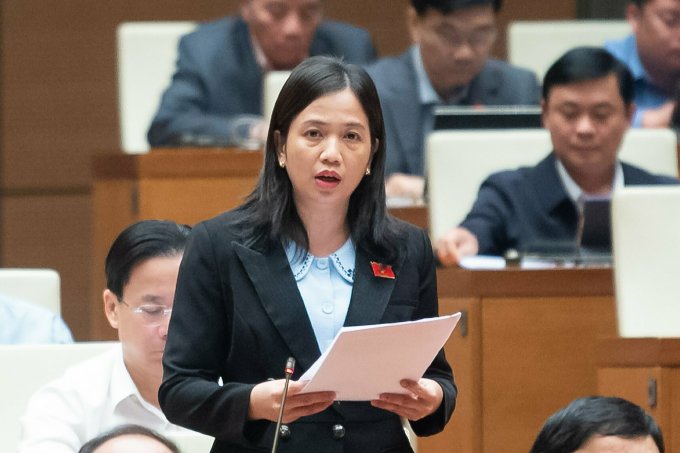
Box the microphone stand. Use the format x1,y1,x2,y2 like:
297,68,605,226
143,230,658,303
271,357,295,453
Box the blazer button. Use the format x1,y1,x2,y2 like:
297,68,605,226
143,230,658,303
279,424,291,440
331,424,345,439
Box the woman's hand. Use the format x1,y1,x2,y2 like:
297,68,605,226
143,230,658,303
370,378,443,421
248,380,335,423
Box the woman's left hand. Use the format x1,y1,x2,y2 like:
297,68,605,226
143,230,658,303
370,378,443,421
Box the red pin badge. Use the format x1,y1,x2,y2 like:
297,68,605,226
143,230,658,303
370,261,395,279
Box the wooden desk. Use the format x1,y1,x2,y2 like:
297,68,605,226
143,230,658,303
598,338,680,453
418,267,617,453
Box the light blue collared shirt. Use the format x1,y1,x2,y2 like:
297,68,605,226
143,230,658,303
605,34,672,127
284,238,355,354
0,294,74,344
411,45,470,106
411,45,471,145
555,158,624,205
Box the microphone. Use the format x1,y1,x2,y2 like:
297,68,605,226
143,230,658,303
271,357,295,453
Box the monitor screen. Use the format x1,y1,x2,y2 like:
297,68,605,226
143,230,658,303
433,105,543,130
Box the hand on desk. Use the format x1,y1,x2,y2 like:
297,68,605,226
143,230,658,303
371,378,443,421
435,227,479,267
248,379,335,423
385,173,425,200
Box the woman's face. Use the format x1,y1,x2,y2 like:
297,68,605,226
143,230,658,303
278,87,373,213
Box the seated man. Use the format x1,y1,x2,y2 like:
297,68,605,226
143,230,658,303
530,396,664,453
0,294,73,344
436,46,679,266
19,220,192,453
367,0,540,200
605,0,680,128
79,424,179,453
148,0,377,147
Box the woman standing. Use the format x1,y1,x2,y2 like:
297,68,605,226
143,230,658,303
160,56,456,452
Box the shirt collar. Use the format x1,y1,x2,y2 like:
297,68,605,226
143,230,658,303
110,344,169,422
284,238,356,283
555,158,624,204
411,45,440,106
411,45,469,105
328,237,356,283
249,32,271,71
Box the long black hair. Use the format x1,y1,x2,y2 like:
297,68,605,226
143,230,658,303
236,56,404,261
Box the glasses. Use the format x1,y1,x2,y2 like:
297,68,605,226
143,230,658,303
118,299,172,326
433,26,497,50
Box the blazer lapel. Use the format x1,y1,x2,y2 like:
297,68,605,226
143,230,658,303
233,242,321,372
344,246,404,327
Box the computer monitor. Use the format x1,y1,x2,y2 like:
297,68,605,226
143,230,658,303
433,105,543,130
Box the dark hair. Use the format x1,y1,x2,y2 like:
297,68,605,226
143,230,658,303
78,424,180,453
542,46,634,105
630,0,645,7
411,0,502,15
530,396,665,453
105,220,191,298
236,56,404,261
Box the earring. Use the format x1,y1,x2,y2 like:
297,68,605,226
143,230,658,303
365,168,371,176
279,161,286,168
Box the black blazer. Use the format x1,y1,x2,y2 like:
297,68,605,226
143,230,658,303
160,211,456,452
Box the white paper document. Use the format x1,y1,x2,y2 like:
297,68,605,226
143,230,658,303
299,313,461,401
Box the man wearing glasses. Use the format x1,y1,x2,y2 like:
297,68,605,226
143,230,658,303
367,0,540,201
605,0,680,128
19,220,192,453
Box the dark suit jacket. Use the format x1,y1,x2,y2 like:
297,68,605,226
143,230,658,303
366,49,540,177
148,17,377,147
460,153,680,255
160,211,456,452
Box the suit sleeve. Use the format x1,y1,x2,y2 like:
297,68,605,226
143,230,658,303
409,228,457,436
160,223,267,444
147,35,257,147
459,175,513,256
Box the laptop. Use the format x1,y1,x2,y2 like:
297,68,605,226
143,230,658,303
433,105,543,130
578,196,612,252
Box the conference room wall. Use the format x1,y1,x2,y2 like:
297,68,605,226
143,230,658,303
0,0,577,340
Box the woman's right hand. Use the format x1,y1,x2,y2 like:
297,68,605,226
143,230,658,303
248,380,336,423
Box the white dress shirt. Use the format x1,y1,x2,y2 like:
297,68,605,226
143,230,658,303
18,344,189,453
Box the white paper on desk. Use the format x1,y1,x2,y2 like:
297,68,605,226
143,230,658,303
299,313,461,401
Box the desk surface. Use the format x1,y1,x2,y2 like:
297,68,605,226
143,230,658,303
437,266,613,298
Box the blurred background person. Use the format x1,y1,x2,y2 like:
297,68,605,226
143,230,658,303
367,0,540,201
605,0,680,128
0,294,73,344
436,47,678,266
19,220,192,453
530,396,664,453
78,424,180,453
148,0,377,148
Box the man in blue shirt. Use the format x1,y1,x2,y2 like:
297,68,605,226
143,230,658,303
605,0,680,127
0,294,73,344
